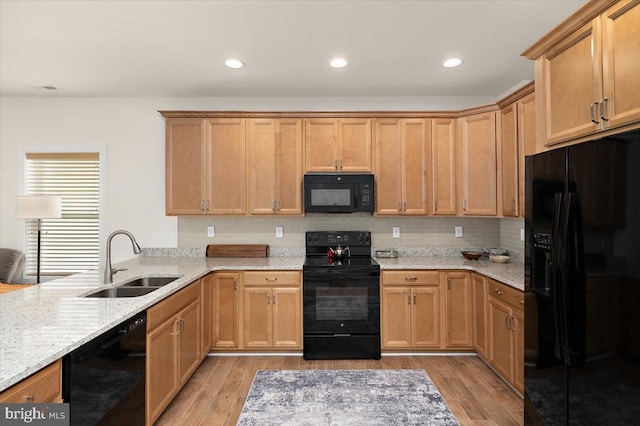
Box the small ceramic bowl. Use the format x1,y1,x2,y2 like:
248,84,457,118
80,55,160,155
485,248,508,256
489,255,511,263
461,250,484,260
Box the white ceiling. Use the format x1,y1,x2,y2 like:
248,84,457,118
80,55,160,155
0,0,586,98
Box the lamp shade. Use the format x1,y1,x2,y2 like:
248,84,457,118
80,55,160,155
17,196,62,219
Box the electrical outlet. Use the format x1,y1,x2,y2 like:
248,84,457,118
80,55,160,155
520,228,525,242
455,226,463,238
276,226,284,238
392,226,400,238
207,226,215,238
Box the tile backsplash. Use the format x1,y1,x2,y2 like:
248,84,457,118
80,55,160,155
178,215,525,260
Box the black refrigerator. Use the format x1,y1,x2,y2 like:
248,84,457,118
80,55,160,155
524,129,640,424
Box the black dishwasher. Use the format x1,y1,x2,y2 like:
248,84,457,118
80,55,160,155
62,311,146,426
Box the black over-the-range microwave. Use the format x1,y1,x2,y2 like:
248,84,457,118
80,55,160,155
303,173,374,213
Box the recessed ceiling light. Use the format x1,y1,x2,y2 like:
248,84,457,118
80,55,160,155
224,59,245,69
442,57,463,68
329,58,348,69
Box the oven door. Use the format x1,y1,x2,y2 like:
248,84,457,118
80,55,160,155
303,267,380,335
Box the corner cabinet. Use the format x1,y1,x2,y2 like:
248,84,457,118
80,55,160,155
146,280,201,425
304,118,373,172
242,271,302,349
247,119,303,215
165,118,246,215
381,271,441,349
529,0,640,148
459,111,498,216
374,119,430,215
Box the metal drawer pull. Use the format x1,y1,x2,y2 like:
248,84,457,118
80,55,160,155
267,293,271,305
405,277,418,281
504,314,510,329
407,292,411,304
413,293,417,304
265,277,278,281
520,300,525,305
599,98,609,121
25,395,34,402
493,288,504,295
590,102,600,124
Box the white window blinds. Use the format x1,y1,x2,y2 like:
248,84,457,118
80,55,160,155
24,153,100,276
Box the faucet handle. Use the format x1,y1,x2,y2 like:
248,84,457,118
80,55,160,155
113,267,128,274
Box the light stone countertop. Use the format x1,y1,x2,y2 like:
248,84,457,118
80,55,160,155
0,255,523,391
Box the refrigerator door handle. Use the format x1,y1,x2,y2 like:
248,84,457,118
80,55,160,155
552,192,571,365
566,192,586,367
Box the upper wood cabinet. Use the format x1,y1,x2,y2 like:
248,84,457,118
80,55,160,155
165,118,207,215
431,118,457,215
374,119,430,215
165,118,246,215
247,119,303,215
304,118,373,172
528,0,640,148
517,92,537,216
459,111,498,216
498,104,519,217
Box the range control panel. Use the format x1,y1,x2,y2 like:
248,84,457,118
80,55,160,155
306,231,371,247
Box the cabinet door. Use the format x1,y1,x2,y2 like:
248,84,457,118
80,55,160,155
539,19,602,145
275,119,304,215
243,287,272,348
513,308,525,394
488,297,514,382
338,118,372,172
401,119,429,215
178,300,201,385
272,287,302,348
165,118,206,215
211,272,240,348
206,118,246,214
471,273,488,358
413,286,441,348
200,275,212,357
431,118,457,215
374,119,402,214
499,104,519,217
601,0,640,129
381,287,412,348
0,360,62,403
443,272,473,348
517,92,536,214
304,119,338,171
460,112,497,215
146,317,180,425
247,119,277,214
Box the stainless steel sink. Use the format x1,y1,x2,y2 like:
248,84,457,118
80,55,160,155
84,276,180,298
119,276,179,287
85,287,159,298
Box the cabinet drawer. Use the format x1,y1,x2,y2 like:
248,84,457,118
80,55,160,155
0,360,62,403
382,270,440,286
243,271,300,286
148,280,200,330
488,279,524,311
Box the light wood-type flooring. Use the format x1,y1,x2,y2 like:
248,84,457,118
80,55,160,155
155,355,524,426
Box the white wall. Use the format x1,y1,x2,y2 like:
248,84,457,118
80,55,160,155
1,95,496,271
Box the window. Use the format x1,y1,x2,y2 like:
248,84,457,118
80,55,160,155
24,153,100,276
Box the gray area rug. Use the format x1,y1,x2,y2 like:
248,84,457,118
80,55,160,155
237,369,459,426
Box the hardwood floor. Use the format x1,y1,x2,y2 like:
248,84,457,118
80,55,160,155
155,355,523,426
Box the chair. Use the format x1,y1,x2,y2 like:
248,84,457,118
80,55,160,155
0,248,26,283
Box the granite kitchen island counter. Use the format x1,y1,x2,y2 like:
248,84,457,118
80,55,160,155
0,254,523,392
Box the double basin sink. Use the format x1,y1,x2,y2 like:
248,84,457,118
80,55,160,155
85,276,181,298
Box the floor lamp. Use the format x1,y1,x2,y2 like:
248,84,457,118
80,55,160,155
17,195,62,283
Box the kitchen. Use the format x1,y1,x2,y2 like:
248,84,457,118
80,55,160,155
1,1,640,425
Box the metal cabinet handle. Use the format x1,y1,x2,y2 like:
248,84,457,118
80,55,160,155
462,200,467,211
25,395,34,402
271,200,276,211
402,201,407,212
407,292,411,304
398,201,402,212
504,314,510,329
233,277,237,289
511,199,516,212
206,200,210,211
405,277,418,281
180,318,185,334
413,292,416,304
493,288,504,295
267,293,271,305
590,102,600,124
265,277,278,281
520,300,525,305
334,159,338,170
201,200,205,212
340,158,344,170
276,200,280,212
273,293,276,305
599,98,609,121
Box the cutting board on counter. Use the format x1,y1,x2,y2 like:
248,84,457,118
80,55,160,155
206,244,269,258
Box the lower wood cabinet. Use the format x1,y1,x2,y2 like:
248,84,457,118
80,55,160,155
381,271,441,349
471,272,488,358
200,273,213,357
487,279,524,393
146,280,201,425
211,272,240,349
242,271,302,349
0,359,62,403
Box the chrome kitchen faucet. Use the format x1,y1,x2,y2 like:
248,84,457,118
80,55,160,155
103,230,142,283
